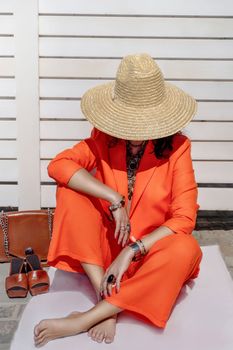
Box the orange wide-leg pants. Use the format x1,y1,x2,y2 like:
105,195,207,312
47,186,203,329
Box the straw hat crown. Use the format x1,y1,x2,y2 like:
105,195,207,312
81,53,197,140
114,54,165,107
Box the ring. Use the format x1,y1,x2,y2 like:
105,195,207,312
126,223,131,232
107,274,116,284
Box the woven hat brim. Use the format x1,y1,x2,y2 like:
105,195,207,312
81,81,197,140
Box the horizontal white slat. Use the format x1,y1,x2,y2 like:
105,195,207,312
0,78,15,96
39,0,233,16
41,159,233,183
0,100,16,117
185,122,233,140
0,185,18,206
0,15,13,34
0,0,14,12
192,142,233,160
193,162,233,183
0,160,17,181
40,140,78,158
39,17,233,38
40,120,92,139
0,37,14,55
40,140,233,161
196,102,233,121
197,188,233,210
40,120,233,141
40,100,82,118
40,58,233,80
0,121,17,138
40,100,233,121
40,79,233,101
39,38,233,59
41,185,233,210
0,57,14,76
0,140,17,158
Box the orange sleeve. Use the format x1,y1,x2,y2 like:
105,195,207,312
47,139,97,186
162,138,200,235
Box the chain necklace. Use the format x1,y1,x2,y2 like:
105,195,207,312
126,141,147,200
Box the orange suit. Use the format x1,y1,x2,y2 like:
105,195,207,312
47,128,203,328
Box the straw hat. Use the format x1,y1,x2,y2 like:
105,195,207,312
81,53,197,140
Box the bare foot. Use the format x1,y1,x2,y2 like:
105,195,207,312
33,311,87,347
68,311,116,344
88,317,116,343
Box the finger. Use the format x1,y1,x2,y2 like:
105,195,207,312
101,278,108,298
107,281,113,296
122,232,129,247
103,282,108,298
118,228,126,245
99,275,106,296
116,278,121,293
114,220,120,240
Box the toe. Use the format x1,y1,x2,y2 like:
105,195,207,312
34,320,47,338
35,336,45,348
87,329,93,337
93,332,100,342
34,324,41,337
105,334,114,344
90,331,97,341
96,333,104,343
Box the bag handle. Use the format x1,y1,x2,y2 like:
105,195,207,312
47,208,53,239
0,208,53,258
0,210,9,258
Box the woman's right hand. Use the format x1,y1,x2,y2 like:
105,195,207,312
111,207,130,247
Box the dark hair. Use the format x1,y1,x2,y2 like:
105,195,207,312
108,130,183,159
152,131,183,159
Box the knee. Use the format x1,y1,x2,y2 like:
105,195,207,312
56,186,100,215
168,234,202,265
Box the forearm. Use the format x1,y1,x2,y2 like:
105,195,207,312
67,168,121,204
140,225,174,252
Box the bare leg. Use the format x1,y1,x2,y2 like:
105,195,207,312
78,262,117,344
34,299,122,347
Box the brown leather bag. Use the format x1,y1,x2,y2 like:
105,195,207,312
0,209,54,263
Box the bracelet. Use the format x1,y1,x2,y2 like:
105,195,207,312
109,196,125,212
136,239,147,256
128,242,142,261
128,239,148,261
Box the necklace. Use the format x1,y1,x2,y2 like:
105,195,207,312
126,141,147,200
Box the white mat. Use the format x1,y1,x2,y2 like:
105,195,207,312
10,245,233,350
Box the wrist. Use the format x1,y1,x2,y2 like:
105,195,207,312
108,195,125,212
124,246,135,259
127,240,148,261
108,192,123,205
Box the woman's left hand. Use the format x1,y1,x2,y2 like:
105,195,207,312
100,246,134,297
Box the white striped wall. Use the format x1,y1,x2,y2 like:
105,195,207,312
0,0,17,206
0,0,233,210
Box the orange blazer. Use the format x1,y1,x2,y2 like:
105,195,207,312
48,128,200,241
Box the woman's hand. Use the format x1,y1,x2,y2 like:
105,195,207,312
100,246,134,297
111,207,131,247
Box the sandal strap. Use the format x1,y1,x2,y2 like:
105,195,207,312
5,273,28,291
27,270,49,289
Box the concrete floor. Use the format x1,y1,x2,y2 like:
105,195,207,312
0,229,233,349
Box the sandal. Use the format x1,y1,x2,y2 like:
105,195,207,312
25,249,50,296
5,257,28,298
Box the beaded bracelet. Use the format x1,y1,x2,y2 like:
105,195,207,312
108,196,125,212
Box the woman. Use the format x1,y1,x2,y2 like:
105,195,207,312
34,53,203,347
